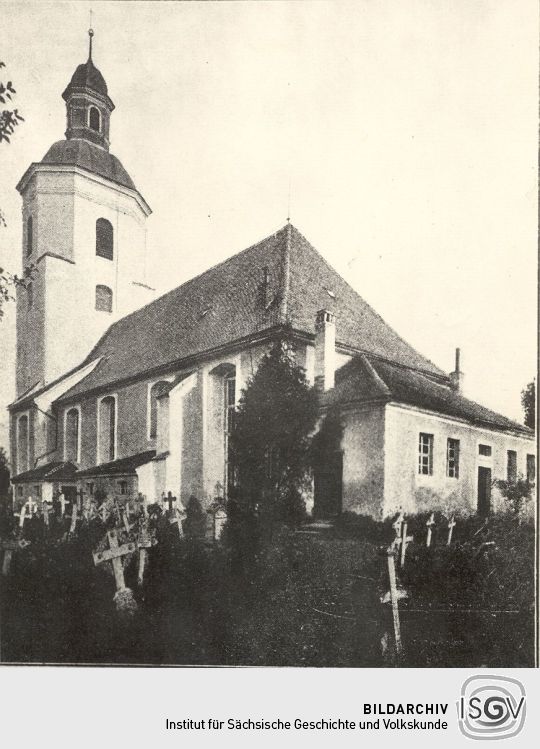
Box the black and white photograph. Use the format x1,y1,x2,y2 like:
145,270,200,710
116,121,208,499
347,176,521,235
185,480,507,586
0,0,537,681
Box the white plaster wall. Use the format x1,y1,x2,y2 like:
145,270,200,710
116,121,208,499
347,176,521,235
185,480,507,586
384,403,536,518
17,167,154,393
341,405,386,517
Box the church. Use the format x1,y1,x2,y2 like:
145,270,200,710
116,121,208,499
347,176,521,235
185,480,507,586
9,37,535,520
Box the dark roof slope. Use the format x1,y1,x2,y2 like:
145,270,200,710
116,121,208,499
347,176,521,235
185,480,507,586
41,139,136,190
12,461,78,483
57,224,444,403
62,59,109,99
329,355,533,436
76,450,156,478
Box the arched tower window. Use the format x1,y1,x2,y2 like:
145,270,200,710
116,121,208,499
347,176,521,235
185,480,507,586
95,284,113,313
88,106,101,132
26,216,33,257
96,218,113,260
98,396,116,463
149,381,171,439
65,408,80,463
17,414,29,474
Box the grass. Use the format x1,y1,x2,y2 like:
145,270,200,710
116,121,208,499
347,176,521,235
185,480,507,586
0,512,535,666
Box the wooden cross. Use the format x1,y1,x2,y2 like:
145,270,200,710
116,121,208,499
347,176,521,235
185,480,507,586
385,545,403,659
169,506,186,540
42,501,51,528
447,515,456,545
137,521,157,586
68,503,79,535
93,529,136,593
25,497,37,517
426,513,435,547
97,504,110,523
14,504,27,529
392,511,404,540
399,521,413,568
162,491,176,514
58,493,69,518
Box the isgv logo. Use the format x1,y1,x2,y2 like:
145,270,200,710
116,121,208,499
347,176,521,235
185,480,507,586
458,675,526,740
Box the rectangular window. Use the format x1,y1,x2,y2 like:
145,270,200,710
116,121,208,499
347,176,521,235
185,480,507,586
507,450,517,482
418,433,434,475
447,438,460,478
34,484,42,498
17,486,23,497
479,444,492,457
87,482,94,495
526,454,535,484
119,480,128,495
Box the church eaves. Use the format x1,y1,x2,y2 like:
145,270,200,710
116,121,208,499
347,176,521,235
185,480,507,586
56,224,446,403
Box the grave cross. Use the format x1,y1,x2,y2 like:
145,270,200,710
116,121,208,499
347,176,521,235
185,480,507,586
169,506,186,540
58,493,69,518
399,521,413,568
25,497,37,517
97,504,110,523
392,512,404,542
162,492,176,514
137,521,157,586
425,513,435,547
447,516,456,546
93,529,136,594
385,545,403,659
68,503,79,535
14,504,27,530
42,501,51,528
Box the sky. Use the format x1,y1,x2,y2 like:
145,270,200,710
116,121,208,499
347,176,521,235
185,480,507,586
0,0,537,451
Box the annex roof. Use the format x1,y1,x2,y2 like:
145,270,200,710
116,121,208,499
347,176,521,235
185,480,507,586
329,355,533,436
75,450,156,478
57,224,444,403
12,461,78,483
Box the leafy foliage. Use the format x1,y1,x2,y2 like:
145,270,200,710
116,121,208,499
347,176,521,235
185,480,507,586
0,264,36,319
230,338,319,523
494,474,533,516
0,61,24,145
521,379,535,429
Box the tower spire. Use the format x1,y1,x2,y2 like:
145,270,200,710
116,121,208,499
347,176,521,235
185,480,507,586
88,11,94,60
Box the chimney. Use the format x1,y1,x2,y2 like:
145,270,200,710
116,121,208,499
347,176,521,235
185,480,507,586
314,309,336,391
450,347,464,394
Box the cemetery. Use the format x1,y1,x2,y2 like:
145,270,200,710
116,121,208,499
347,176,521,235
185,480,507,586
0,487,534,667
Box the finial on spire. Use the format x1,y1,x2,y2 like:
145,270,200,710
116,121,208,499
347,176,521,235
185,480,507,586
88,10,94,60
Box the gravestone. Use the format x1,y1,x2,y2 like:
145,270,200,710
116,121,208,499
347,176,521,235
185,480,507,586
93,529,137,613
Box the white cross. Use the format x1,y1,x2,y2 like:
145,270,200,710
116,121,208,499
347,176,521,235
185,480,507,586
136,520,157,586
14,504,27,529
169,506,186,539
69,503,79,535
400,521,413,567
392,511,404,539
426,513,435,547
93,529,136,593
447,516,456,545
58,493,69,518
97,504,110,523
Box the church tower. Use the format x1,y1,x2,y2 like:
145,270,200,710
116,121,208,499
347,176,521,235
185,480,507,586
15,30,154,396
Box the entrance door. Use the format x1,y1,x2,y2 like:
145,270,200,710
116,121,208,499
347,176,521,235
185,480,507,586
314,451,343,518
477,467,492,517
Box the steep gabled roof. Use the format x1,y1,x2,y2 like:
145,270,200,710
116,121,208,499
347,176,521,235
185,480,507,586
57,224,444,403
329,355,533,436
